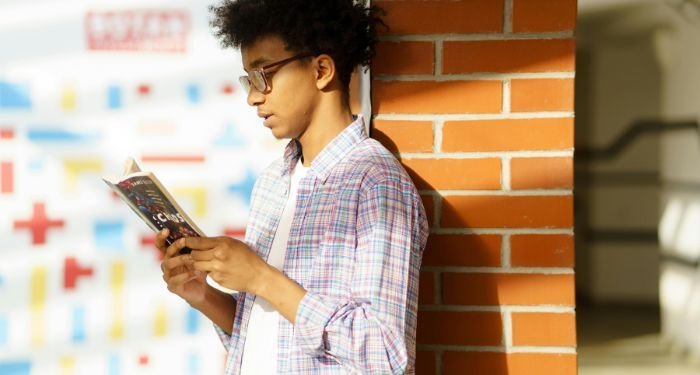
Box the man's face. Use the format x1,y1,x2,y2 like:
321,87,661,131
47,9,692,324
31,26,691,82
241,35,318,140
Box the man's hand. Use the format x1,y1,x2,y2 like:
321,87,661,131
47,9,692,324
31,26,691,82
169,236,273,296
156,229,208,306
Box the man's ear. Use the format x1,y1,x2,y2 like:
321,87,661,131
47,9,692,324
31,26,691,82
314,54,336,90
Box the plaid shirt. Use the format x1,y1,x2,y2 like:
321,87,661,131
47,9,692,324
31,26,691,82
214,116,429,374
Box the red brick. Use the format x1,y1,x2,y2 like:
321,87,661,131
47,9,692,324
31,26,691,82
376,0,503,34
510,234,575,268
401,158,501,190
441,118,574,152
372,120,434,153
416,351,437,375
417,311,502,345
419,271,436,304
373,41,435,75
372,80,502,114
443,39,575,74
511,157,573,190
423,234,501,267
511,312,577,346
511,79,574,112
442,273,575,305
512,0,577,32
441,195,573,228
443,352,577,375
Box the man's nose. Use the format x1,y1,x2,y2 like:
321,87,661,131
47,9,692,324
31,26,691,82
247,89,265,106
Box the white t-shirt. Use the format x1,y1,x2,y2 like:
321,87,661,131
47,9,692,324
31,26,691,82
240,159,309,374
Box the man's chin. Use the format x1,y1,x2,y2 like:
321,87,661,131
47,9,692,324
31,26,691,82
269,126,300,141
269,127,290,140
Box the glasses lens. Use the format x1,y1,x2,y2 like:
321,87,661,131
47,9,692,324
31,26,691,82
251,71,267,92
239,76,251,93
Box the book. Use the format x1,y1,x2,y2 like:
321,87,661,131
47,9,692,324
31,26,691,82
102,157,202,253
103,157,236,294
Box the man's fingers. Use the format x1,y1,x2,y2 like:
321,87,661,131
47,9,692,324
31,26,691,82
190,249,215,262
155,229,170,251
165,236,217,259
161,255,192,278
182,237,220,250
166,270,200,290
192,260,214,273
165,238,188,259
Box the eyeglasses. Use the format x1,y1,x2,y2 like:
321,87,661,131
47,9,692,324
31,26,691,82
239,53,313,94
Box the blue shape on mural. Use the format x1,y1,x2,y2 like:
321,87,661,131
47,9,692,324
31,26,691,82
214,123,245,147
0,81,32,109
95,221,125,251
186,84,201,104
108,85,122,109
27,129,98,143
108,354,120,375
72,306,86,343
186,307,199,335
27,159,44,172
188,353,199,374
226,170,256,205
0,316,8,346
0,361,31,375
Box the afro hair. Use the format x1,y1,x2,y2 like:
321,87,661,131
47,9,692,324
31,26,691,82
210,0,387,95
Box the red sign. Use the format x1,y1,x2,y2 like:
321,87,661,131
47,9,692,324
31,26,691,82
85,10,190,52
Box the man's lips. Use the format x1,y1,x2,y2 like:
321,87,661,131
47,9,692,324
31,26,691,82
260,114,273,127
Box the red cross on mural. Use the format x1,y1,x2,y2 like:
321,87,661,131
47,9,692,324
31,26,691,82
14,202,65,245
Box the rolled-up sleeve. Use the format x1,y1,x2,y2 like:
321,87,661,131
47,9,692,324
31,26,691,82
293,178,426,374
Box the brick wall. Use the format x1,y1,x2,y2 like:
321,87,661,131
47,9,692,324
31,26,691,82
370,1,577,374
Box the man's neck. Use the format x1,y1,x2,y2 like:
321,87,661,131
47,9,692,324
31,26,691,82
297,101,354,167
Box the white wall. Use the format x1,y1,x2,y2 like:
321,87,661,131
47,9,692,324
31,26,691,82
655,3,700,358
581,0,700,357
576,2,664,304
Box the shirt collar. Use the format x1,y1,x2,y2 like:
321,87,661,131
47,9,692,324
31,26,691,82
280,115,367,183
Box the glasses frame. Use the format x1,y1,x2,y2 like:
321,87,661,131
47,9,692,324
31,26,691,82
239,53,314,94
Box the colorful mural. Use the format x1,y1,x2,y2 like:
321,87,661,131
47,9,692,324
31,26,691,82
0,1,285,373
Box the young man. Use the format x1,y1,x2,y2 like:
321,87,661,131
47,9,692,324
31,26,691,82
156,1,428,373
